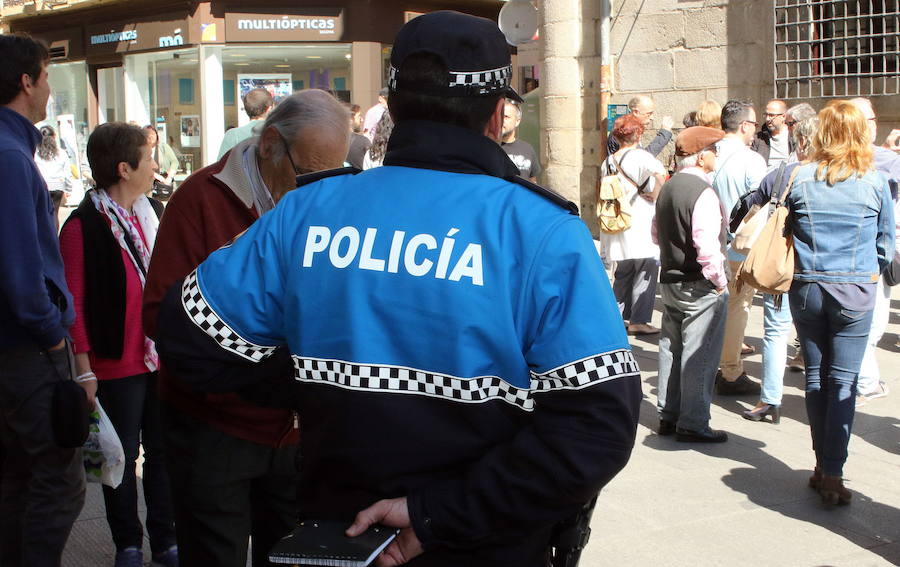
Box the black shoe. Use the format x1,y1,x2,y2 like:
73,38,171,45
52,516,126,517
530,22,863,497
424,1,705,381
658,419,676,436
675,427,728,443
715,372,761,395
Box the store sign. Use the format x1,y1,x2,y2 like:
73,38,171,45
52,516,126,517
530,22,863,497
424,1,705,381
85,15,192,54
90,30,137,46
225,10,343,42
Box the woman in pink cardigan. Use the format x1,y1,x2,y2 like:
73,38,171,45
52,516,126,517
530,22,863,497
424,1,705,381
59,122,176,567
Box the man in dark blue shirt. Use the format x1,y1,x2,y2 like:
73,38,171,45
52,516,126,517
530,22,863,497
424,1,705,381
0,34,85,567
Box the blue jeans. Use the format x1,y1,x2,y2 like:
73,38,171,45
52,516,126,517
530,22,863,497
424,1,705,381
789,282,873,477
657,280,727,431
760,294,793,406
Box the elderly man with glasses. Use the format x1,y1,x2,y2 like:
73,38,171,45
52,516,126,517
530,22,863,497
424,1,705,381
711,99,768,396
142,89,350,567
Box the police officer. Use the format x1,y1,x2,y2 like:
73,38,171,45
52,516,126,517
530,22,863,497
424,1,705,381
156,11,641,567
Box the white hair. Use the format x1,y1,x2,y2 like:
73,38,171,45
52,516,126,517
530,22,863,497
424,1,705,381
786,102,816,122
675,153,699,169
628,94,652,111
264,89,350,161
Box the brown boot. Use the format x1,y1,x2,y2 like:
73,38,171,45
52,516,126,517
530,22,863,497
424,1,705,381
808,467,822,490
819,475,851,506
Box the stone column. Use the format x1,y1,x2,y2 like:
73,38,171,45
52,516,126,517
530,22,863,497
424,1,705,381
539,0,603,233
351,42,383,110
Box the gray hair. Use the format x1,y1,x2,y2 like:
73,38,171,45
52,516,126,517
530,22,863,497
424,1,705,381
628,94,652,111
264,89,350,161
675,153,700,169
792,115,818,158
786,102,816,122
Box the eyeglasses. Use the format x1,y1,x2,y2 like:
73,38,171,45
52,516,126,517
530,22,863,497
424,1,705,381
278,131,312,176
743,120,759,127
785,120,797,127
764,112,785,117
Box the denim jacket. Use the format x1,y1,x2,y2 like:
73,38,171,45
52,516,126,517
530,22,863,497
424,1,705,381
787,163,895,284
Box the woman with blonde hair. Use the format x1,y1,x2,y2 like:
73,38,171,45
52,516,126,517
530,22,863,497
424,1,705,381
786,100,894,506
696,100,722,129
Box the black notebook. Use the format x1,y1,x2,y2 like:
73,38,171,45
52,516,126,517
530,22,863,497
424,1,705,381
268,520,399,566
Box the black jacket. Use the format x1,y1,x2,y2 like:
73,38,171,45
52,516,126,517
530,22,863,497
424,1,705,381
751,124,794,164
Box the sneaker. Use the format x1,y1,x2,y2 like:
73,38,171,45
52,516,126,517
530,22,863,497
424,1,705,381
715,371,761,395
787,353,804,371
856,382,890,408
114,547,143,567
152,545,178,567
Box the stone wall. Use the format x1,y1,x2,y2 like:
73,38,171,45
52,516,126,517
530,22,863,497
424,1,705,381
610,0,774,161
537,0,899,236
539,0,604,210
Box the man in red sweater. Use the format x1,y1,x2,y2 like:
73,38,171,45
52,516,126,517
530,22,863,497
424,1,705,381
143,89,350,567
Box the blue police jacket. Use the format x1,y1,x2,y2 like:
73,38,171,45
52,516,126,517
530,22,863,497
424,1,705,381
156,120,642,566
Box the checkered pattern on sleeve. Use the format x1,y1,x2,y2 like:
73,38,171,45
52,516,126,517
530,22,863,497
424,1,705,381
292,356,536,411
530,349,640,393
180,270,277,363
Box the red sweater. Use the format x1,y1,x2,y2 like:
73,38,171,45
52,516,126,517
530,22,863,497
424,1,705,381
59,216,150,380
143,147,298,447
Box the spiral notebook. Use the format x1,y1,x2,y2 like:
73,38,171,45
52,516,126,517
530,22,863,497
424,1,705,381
268,520,399,567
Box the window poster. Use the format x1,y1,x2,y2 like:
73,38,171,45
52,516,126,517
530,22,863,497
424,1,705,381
236,74,292,126
180,114,200,147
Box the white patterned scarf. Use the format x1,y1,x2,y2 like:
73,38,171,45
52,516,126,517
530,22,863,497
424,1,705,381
89,189,160,371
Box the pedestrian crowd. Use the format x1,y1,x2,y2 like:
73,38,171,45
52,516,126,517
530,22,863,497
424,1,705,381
600,93,898,506
0,9,897,567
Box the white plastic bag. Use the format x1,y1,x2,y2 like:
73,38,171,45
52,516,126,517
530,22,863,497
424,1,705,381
83,400,125,488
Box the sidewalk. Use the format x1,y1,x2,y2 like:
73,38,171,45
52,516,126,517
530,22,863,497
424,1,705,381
63,289,900,566
587,289,900,567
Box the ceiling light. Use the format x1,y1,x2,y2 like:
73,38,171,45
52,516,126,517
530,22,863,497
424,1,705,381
305,55,322,59
235,63,250,66
344,54,352,60
274,64,291,68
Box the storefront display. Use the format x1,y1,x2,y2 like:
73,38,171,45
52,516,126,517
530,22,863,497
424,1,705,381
8,0,502,166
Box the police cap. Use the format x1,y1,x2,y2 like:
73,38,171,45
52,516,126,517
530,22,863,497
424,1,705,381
388,10,523,103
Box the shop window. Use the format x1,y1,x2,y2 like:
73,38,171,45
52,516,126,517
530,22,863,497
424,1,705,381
221,43,352,132
124,48,201,177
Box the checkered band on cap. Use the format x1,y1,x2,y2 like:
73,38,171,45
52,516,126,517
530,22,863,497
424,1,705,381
291,349,638,412
388,64,514,97
530,350,640,393
181,270,278,363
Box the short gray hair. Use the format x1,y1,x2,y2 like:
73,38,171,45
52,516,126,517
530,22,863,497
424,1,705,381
675,153,699,169
264,89,350,161
628,94,652,111
786,102,816,122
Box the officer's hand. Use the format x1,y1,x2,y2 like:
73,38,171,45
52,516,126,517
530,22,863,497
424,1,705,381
661,115,674,130
347,497,423,566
